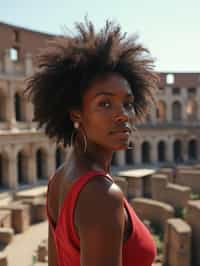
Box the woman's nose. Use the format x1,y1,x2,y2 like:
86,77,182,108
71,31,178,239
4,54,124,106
114,106,129,122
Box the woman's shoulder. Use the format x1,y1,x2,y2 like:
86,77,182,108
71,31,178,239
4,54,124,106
76,172,124,214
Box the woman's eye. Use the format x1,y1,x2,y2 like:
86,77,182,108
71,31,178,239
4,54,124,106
124,102,134,110
99,101,111,108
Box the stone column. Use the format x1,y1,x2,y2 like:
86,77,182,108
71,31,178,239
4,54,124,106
165,87,172,122
182,100,188,121
3,49,13,74
26,101,34,128
27,150,37,185
116,151,125,167
24,53,33,76
8,154,18,190
151,139,157,164
166,138,173,163
134,141,141,164
182,88,188,122
166,102,172,122
182,139,188,162
7,82,16,128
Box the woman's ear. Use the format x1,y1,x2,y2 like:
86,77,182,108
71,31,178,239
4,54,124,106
69,110,82,124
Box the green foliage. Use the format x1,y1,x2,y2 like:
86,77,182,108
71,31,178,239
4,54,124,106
152,234,163,255
150,221,163,239
149,221,164,255
174,207,185,219
190,193,200,200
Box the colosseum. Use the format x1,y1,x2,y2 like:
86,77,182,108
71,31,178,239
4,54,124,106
0,21,200,191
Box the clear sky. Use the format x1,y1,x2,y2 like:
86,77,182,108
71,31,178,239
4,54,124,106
0,0,200,72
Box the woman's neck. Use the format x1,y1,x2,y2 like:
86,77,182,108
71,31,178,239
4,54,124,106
73,145,113,174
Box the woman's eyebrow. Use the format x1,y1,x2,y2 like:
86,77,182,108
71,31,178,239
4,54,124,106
95,92,115,97
94,91,134,98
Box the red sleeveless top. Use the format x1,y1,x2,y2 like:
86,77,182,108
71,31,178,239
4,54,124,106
46,170,157,266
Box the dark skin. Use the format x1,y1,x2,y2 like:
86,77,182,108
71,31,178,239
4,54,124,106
47,73,135,266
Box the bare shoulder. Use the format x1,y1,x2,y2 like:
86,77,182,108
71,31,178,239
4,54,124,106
76,175,124,215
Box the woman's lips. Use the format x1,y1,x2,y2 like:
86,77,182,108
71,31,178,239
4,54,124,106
110,131,130,138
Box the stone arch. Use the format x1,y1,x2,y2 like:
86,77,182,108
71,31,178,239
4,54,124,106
55,147,65,169
172,101,182,121
186,99,198,121
14,92,26,121
0,152,9,188
142,141,151,163
158,141,166,162
125,142,134,165
156,100,167,122
36,148,48,180
173,140,182,162
188,139,198,160
17,150,29,185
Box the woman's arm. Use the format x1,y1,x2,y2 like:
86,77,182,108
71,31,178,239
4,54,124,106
75,176,125,266
48,224,58,266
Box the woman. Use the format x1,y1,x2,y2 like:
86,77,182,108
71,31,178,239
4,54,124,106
25,19,159,266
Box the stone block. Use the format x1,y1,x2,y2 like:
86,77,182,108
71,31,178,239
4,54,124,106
165,183,191,208
0,203,31,233
163,218,191,266
126,176,143,199
158,168,174,183
176,170,200,193
0,210,11,228
12,204,30,233
0,253,7,266
0,228,14,245
22,198,46,223
151,174,168,202
185,200,200,266
131,198,174,229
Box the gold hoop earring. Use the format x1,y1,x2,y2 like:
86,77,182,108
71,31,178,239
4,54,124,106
70,122,87,153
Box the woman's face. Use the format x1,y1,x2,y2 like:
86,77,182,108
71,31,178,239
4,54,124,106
78,73,135,151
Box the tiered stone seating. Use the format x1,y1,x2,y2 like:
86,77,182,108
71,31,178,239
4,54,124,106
130,198,174,229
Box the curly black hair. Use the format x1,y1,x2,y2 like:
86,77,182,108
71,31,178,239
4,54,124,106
25,19,159,147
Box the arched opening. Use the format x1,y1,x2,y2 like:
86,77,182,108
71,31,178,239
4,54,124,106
0,93,6,122
172,101,182,121
111,152,118,166
15,92,26,122
126,143,134,165
173,140,182,162
0,154,9,188
17,151,28,184
156,101,166,122
36,149,47,180
15,93,22,121
158,141,166,162
186,99,198,121
55,147,65,169
188,139,197,160
142,142,151,163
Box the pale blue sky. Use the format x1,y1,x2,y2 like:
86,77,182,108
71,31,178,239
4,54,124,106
0,0,200,72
